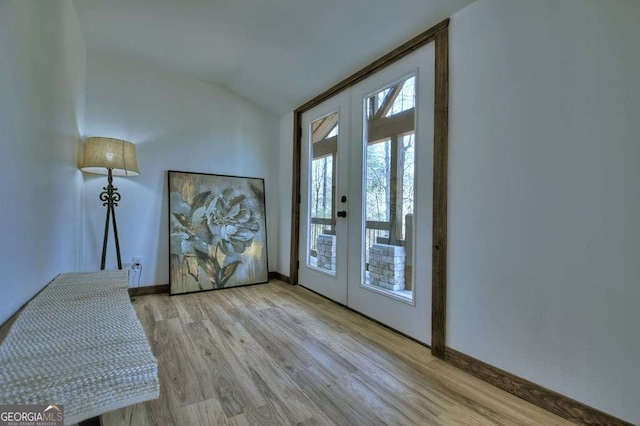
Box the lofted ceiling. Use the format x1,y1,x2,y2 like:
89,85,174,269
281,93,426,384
73,0,474,116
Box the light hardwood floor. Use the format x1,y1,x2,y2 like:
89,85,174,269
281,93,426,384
103,281,573,426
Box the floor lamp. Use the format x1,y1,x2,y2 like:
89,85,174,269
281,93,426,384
81,137,140,270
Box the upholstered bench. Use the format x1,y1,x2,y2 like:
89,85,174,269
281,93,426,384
0,270,160,425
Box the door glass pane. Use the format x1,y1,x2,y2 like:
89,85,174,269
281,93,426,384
363,74,416,301
307,112,338,274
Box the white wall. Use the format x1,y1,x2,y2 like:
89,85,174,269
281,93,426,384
448,0,640,423
0,0,86,325
83,52,279,287
278,112,294,275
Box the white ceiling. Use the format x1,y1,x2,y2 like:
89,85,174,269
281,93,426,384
73,0,474,116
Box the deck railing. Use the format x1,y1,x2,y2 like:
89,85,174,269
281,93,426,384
308,218,392,266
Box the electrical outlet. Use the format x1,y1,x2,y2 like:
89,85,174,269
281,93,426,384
132,256,143,270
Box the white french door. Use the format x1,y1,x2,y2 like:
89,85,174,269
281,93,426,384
347,46,434,344
299,91,350,304
299,45,434,344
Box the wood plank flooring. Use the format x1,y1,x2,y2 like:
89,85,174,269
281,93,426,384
103,281,573,426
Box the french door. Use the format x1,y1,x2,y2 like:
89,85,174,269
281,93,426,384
298,91,350,304
299,45,434,344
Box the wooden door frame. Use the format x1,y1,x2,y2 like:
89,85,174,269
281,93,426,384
290,19,449,359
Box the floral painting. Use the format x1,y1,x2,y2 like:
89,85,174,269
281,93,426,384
168,171,268,295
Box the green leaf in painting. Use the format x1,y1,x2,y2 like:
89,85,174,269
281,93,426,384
211,254,221,274
227,203,241,218
195,252,221,288
219,240,235,255
219,261,241,287
249,182,264,203
235,209,251,223
232,240,250,254
245,221,260,233
172,213,191,228
222,188,246,208
233,229,254,242
186,256,199,281
190,191,213,217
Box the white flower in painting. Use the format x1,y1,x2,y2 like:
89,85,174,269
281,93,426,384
203,188,260,255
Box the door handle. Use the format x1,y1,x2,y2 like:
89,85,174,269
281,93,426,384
337,211,347,218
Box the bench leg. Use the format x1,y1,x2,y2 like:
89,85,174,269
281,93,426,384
79,416,101,426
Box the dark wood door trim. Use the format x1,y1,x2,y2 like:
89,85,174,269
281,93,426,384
290,19,450,359
431,26,449,360
290,111,302,286
294,18,448,115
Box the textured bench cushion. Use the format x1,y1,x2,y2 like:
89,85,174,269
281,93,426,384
0,270,160,425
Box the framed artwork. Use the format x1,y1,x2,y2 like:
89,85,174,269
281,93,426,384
168,171,269,295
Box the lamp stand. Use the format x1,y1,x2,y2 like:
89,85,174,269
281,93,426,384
100,168,122,270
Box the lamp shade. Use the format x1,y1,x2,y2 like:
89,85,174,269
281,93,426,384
81,137,140,176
